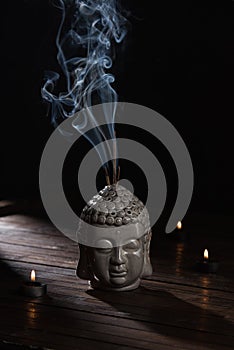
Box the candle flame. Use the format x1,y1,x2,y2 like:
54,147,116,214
31,270,36,282
176,221,182,230
204,249,209,260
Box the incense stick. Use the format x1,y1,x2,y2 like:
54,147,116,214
104,166,110,186
113,131,117,184
117,165,120,183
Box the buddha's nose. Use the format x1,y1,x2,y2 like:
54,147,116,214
110,246,126,265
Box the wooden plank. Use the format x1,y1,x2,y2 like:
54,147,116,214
0,241,78,258
0,231,234,292
0,213,234,350
0,301,233,350
0,232,77,251
1,269,234,340
0,274,233,348
1,281,233,327
0,329,134,350
1,292,234,338
3,262,234,304
0,215,61,236
1,248,233,294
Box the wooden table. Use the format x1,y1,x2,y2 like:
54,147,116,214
0,213,233,350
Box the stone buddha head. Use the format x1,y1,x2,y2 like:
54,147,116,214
76,184,153,291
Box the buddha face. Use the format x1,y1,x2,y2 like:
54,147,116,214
76,184,152,291
86,236,145,290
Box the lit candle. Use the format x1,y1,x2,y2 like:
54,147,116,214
177,221,182,230
169,220,187,242
194,249,219,273
31,269,36,282
20,270,47,297
204,248,209,261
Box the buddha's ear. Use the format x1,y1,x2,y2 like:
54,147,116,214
141,230,153,277
76,244,92,279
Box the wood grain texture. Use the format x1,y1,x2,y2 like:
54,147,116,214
0,214,233,350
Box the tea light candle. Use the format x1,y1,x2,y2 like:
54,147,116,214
20,270,47,297
194,249,219,273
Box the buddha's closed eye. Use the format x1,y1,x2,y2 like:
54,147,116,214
95,239,113,253
96,247,113,254
123,239,140,252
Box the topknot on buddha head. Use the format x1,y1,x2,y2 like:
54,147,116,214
80,184,150,229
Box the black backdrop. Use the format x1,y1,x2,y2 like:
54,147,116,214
1,1,234,219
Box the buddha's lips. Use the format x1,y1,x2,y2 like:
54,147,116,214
109,269,127,277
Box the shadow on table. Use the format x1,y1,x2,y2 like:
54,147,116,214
0,258,233,350
87,284,234,349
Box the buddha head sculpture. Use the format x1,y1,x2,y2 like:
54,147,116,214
76,184,153,291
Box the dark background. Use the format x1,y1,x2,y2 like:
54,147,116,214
0,1,233,222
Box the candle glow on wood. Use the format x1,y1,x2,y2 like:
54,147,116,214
204,249,209,261
31,270,36,282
